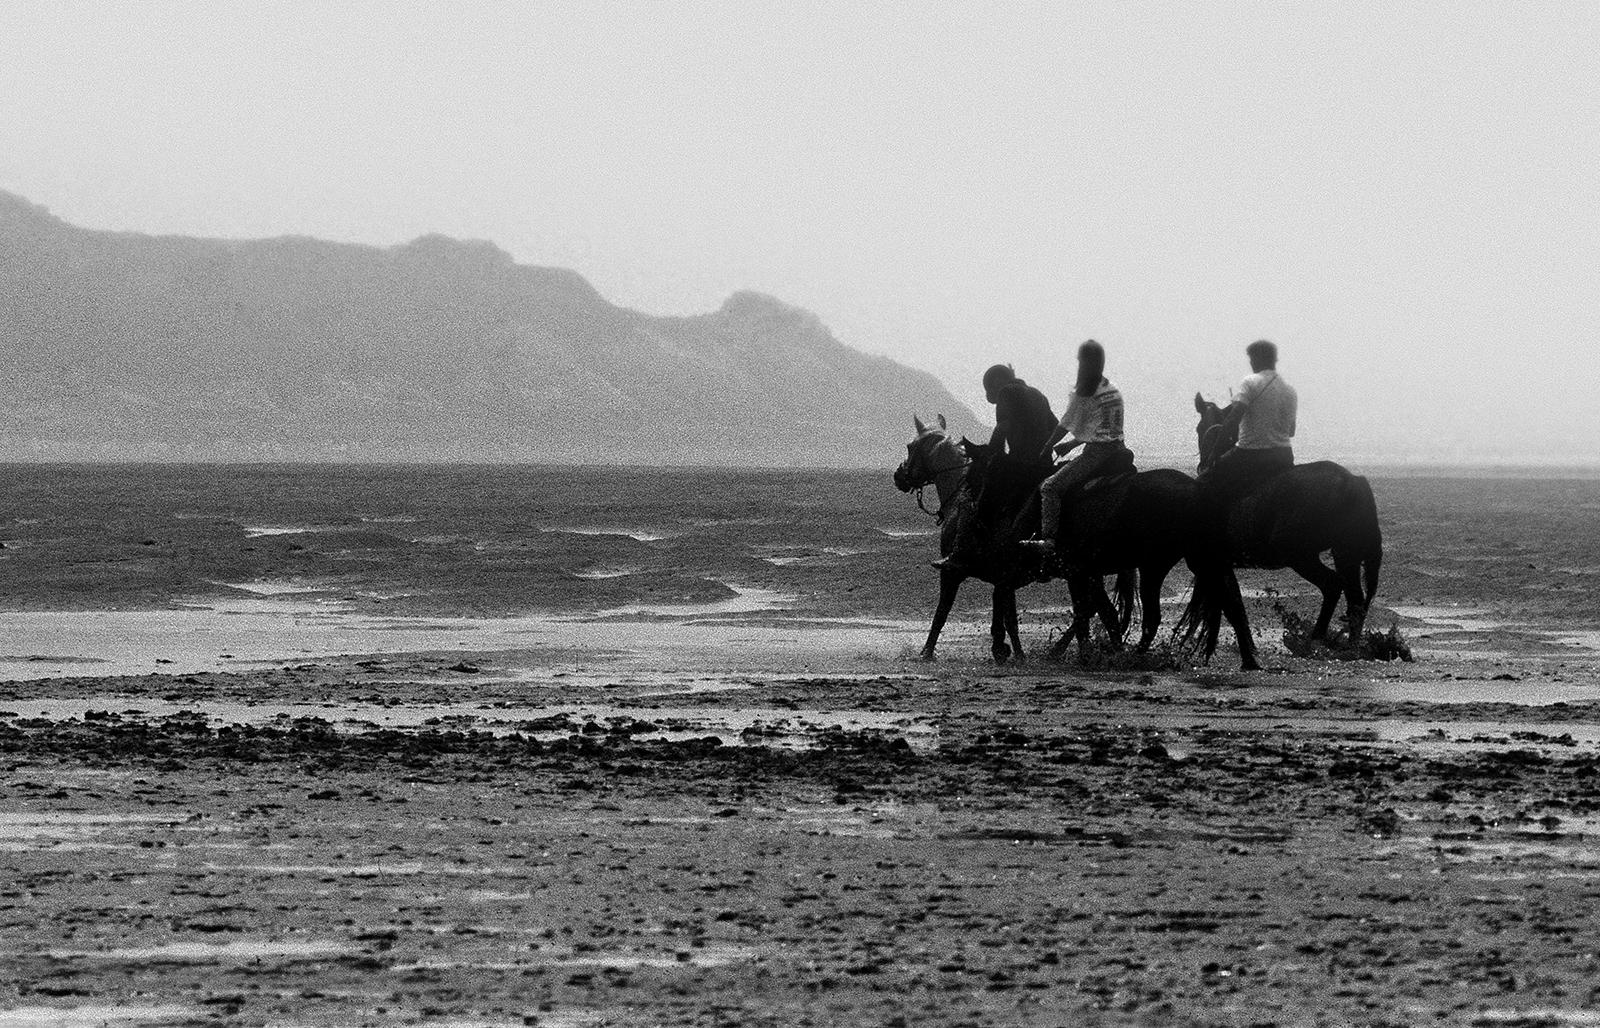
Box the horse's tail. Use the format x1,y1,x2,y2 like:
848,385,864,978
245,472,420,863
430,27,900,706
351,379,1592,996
1351,475,1383,605
1114,570,1137,636
1174,584,1204,646
1173,566,1223,661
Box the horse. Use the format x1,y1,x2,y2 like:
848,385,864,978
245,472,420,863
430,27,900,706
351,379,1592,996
1036,453,1262,670
892,415,1136,663
961,438,1138,655
1193,394,1384,643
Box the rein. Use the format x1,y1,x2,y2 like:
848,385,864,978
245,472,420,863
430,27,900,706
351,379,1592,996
908,452,972,524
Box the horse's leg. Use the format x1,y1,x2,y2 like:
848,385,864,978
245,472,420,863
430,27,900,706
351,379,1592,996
1135,563,1170,651
921,571,963,660
1069,575,1095,653
1003,587,1025,662
1210,569,1259,671
1289,556,1344,640
1333,550,1369,640
1050,585,1080,659
990,587,1012,664
1090,577,1124,651
1113,570,1138,640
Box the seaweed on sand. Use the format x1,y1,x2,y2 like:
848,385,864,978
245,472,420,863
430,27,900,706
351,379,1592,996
1055,624,1189,672
1267,588,1414,662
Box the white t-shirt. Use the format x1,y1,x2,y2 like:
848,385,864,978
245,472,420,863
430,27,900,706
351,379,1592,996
1058,379,1125,443
1235,370,1297,449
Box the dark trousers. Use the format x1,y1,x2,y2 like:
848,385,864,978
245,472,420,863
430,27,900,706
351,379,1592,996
953,456,1051,558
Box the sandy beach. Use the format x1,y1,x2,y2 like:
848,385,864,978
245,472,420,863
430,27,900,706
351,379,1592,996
3,466,1599,1026
3,596,1599,1027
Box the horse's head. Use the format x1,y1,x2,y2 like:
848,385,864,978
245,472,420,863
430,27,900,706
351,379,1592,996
893,414,966,492
1193,392,1236,474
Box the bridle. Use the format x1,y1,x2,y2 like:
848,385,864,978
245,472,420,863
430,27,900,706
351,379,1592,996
1195,402,1232,473
900,435,972,523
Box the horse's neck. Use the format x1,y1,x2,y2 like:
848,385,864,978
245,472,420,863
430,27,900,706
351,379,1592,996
929,444,969,507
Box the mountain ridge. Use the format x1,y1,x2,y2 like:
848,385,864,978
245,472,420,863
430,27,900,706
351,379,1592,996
0,190,978,466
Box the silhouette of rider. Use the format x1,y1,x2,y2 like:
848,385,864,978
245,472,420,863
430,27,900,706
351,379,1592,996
1202,339,1298,504
1022,340,1130,555
930,364,1055,572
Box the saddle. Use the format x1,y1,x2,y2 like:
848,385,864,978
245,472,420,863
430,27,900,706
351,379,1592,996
1076,446,1138,497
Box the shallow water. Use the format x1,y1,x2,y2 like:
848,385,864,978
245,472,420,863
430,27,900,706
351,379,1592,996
394,942,758,971
0,598,928,682
1368,679,1600,706
0,1006,197,1028
46,940,350,962
1370,720,1600,751
592,585,796,618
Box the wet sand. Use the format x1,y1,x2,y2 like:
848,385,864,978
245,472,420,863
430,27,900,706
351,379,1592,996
4,466,1600,1025
3,595,1600,1028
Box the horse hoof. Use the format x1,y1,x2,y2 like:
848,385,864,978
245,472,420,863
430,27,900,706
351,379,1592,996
992,646,1012,664
1241,657,1262,672
919,649,937,662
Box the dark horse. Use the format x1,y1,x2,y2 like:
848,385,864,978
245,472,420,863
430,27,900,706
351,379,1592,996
893,416,1133,662
1193,394,1384,643
1037,451,1262,670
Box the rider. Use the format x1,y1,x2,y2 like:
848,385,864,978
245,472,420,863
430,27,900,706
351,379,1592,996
1022,341,1129,555
1202,339,1297,504
930,364,1056,572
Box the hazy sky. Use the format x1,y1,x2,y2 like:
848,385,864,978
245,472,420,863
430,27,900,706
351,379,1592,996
3,1,1597,465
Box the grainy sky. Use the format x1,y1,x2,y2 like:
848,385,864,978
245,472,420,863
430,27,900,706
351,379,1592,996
3,1,1596,465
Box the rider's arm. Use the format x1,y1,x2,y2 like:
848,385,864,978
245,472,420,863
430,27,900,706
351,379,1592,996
1220,376,1257,434
989,394,1019,453
1038,423,1067,458
1044,394,1088,457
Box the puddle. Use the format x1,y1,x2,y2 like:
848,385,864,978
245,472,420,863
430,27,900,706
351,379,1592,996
0,600,924,681
208,861,519,877
1388,605,1517,632
1402,837,1600,866
241,525,338,538
779,812,899,839
1370,680,1600,706
0,813,184,849
1469,1012,1600,1027
592,585,795,619
46,939,351,961
569,566,642,580
756,547,868,568
1372,721,1600,751
874,527,937,538
0,1007,196,1027
210,578,344,597
541,526,680,543
1552,630,1600,651
396,942,758,971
